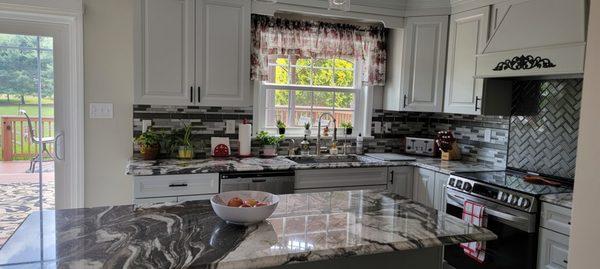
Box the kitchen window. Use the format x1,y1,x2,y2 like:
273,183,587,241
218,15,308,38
261,55,360,133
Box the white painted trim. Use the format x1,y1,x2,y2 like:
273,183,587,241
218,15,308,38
0,1,84,209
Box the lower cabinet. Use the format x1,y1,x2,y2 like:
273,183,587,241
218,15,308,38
387,166,414,199
132,173,219,204
538,228,570,269
433,172,449,213
294,167,388,191
413,168,436,207
538,202,572,269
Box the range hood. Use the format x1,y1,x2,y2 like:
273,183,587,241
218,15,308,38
475,0,587,78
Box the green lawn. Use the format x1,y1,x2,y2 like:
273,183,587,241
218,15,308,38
0,105,54,117
0,95,54,105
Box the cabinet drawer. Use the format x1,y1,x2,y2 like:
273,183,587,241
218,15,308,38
541,202,572,235
134,174,219,198
295,167,387,190
538,228,569,269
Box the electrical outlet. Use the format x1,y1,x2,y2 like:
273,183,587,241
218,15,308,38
142,120,152,132
384,122,392,133
484,129,492,142
89,103,113,119
373,122,382,134
225,120,236,134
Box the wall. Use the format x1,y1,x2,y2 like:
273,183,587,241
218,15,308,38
568,0,600,267
83,0,134,206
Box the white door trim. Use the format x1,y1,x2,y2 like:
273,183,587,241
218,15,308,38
0,1,84,209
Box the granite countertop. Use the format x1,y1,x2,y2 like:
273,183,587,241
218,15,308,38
0,190,496,268
126,154,503,176
540,192,573,209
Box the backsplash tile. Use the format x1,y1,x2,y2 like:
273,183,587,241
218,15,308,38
508,79,582,179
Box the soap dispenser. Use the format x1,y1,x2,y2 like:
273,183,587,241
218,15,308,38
300,135,310,156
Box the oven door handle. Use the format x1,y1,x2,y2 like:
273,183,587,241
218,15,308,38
446,193,529,223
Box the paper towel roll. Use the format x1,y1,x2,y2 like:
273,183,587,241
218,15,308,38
239,123,252,156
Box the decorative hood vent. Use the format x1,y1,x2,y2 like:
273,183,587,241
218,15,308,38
476,0,587,78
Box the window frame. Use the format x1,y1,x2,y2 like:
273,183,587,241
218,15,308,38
256,55,366,138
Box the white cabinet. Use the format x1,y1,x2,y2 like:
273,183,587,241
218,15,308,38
387,166,414,199
538,201,572,269
135,0,251,106
133,173,219,204
294,167,388,191
385,16,448,112
195,0,251,106
538,228,570,269
135,0,195,105
412,168,436,207
433,172,448,213
443,7,490,115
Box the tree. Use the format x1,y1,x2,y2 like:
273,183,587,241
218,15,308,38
0,34,54,104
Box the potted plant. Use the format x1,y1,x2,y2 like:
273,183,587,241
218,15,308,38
276,120,286,135
134,128,162,160
341,122,353,135
170,124,194,159
257,131,284,157
304,122,311,136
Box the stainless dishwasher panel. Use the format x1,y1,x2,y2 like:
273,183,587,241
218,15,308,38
219,171,295,194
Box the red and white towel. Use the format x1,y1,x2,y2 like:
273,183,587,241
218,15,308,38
460,200,487,263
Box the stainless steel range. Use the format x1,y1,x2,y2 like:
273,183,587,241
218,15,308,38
444,169,572,269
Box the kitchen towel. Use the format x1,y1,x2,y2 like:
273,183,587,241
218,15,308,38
460,200,487,263
239,123,252,156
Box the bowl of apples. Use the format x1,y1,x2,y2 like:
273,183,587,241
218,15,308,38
210,191,279,225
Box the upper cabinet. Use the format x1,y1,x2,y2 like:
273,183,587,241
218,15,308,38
384,16,448,112
196,0,251,106
135,0,251,106
443,6,489,115
135,0,195,105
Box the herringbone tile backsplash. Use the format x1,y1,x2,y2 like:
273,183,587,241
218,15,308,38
508,79,583,179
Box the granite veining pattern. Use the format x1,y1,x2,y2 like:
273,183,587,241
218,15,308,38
0,191,496,268
126,155,502,176
540,192,573,209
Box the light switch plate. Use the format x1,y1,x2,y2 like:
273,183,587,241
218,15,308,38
225,120,236,134
90,103,113,119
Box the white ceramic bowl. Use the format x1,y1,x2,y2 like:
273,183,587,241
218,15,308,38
210,191,279,225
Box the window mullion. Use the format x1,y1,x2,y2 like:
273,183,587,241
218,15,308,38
288,89,295,127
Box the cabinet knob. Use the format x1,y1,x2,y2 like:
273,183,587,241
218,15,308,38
390,170,394,184
403,94,407,108
475,96,481,111
190,86,193,103
197,86,201,103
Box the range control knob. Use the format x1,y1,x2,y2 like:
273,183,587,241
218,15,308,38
511,196,520,205
456,180,463,189
462,182,473,192
519,198,531,208
449,178,456,187
501,193,510,202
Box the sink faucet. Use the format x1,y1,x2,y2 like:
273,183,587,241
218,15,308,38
316,112,337,156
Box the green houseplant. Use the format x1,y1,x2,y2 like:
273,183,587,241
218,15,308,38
276,120,286,135
134,128,162,160
341,122,353,135
170,124,194,159
257,131,284,156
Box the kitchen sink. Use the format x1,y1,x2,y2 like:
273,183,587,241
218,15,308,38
285,155,365,164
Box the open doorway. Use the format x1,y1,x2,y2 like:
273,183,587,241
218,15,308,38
0,33,55,247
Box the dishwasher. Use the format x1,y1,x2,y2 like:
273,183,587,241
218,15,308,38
219,170,295,194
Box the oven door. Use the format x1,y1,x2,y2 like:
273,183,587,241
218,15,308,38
444,189,538,269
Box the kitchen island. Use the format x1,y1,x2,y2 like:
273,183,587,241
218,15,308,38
0,190,496,268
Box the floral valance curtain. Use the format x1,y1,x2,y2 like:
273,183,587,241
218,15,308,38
251,14,388,86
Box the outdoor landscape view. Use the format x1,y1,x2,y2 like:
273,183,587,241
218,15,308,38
0,33,55,247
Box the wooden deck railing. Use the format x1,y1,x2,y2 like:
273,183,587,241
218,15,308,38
1,116,54,161
273,106,354,127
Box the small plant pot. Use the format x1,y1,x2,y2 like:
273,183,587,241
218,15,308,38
345,128,353,135
140,144,160,160
278,128,286,135
177,145,194,159
262,145,277,156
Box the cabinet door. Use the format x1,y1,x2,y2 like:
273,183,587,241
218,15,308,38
135,0,195,105
538,228,570,269
196,0,251,107
388,166,414,199
433,172,449,212
444,7,490,115
295,167,388,190
413,168,436,207
400,16,448,113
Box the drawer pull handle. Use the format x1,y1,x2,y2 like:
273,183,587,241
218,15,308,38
252,179,267,183
563,259,568,264
169,183,188,188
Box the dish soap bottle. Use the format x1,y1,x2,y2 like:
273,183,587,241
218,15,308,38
300,135,310,156
356,133,364,155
